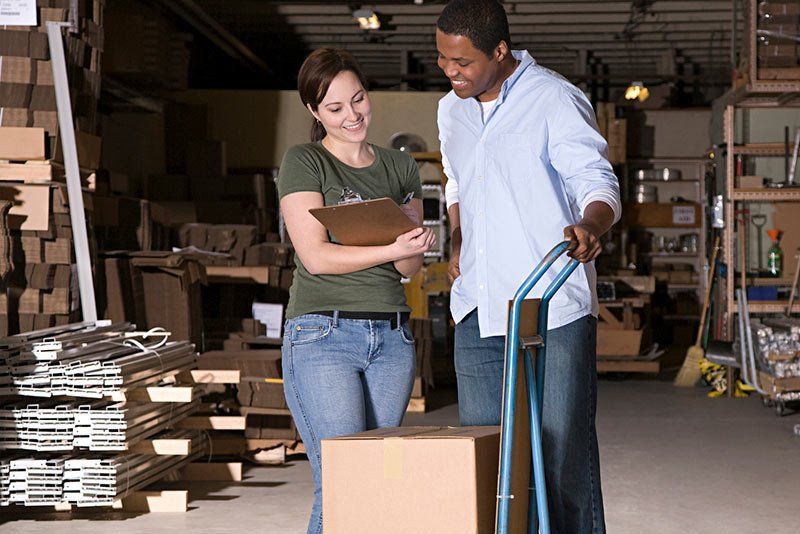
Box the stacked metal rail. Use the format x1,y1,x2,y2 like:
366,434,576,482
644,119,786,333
0,322,204,507
0,398,201,451
1,432,206,507
1,323,197,398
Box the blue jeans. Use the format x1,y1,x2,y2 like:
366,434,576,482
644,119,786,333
454,309,605,534
282,312,416,534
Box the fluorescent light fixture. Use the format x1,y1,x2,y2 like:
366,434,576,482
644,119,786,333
624,81,650,102
353,9,381,30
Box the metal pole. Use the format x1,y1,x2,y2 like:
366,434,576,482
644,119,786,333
46,22,98,323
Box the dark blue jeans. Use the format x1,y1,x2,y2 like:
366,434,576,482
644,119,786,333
455,309,605,534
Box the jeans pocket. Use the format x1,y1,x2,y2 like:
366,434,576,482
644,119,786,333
399,322,415,345
289,315,333,346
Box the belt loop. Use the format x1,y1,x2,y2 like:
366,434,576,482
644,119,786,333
396,311,402,330
333,310,339,328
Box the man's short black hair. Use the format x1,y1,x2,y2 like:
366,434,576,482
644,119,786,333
436,0,512,57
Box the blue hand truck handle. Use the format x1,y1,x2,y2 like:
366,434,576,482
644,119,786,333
497,240,581,534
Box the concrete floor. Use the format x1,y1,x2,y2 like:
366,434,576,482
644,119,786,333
2,380,799,533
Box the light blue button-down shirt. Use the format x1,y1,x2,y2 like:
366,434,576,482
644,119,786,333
438,50,621,338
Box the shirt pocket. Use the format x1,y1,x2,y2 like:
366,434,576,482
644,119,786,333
487,132,536,181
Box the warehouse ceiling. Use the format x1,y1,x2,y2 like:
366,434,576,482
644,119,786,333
187,0,743,96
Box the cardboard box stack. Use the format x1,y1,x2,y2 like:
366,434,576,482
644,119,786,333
0,1,104,147
104,0,191,91
0,128,101,336
596,102,626,165
0,0,105,337
758,1,800,69
101,251,207,347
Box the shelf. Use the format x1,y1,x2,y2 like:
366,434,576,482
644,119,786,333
633,179,699,184
645,252,698,257
730,300,800,314
731,143,787,157
723,82,800,108
667,283,699,290
730,188,800,201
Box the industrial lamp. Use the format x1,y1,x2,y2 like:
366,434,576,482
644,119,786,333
624,81,650,102
353,8,381,30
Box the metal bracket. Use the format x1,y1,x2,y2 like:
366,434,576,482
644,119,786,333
521,335,544,349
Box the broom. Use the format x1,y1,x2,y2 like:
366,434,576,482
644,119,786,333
674,236,720,387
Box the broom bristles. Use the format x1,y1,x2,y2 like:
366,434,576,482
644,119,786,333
674,345,704,387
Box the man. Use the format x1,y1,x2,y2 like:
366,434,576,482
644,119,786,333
435,1,620,532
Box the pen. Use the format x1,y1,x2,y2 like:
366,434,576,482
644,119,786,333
402,191,414,204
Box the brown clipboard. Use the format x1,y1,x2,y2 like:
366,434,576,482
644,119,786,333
309,197,417,246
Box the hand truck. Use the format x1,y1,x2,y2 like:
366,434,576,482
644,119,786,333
496,240,580,534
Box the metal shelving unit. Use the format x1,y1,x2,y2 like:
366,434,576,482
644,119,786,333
626,157,709,301
722,102,800,338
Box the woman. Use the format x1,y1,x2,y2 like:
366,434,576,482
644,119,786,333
277,48,436,534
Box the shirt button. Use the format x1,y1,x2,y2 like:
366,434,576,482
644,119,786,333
478,249,484,254
477,176,484,181
479,284,485,290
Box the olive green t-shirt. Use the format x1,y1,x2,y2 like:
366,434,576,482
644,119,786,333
277,142,423,319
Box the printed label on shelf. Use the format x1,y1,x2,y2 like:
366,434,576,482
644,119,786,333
0,1,37,25
672,206,696,225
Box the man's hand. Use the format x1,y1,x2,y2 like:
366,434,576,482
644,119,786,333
563,223,602,263
448,227,462,283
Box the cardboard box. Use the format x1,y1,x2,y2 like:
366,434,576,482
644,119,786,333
322,426,500,534
0,127,47,161
53,131,102,170
0,30,31,57
0,82,33,107
0,58,35,84
624,202,701,228
738,175,766,188
597,326,644,357
0,183,51,231
0,108,33,127
103,252,207,346
244,242,294,267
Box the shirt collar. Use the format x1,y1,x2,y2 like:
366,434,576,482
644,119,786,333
497,50,535,103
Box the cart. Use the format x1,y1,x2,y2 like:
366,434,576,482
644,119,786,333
496,240,580,534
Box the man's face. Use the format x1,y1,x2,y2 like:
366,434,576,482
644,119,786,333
436,29,500,100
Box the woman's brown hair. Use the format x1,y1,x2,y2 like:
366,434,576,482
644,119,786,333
297,48,369,142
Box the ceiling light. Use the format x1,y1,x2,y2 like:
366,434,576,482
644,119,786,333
353,9,381,30
624,81,650,102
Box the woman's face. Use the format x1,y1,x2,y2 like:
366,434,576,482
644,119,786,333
312,70,371,144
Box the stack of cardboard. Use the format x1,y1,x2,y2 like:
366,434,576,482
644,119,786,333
0,1,104,145
0,178,91,335
596,102,626,164
104,0,191,91
102,251,207,347
758,1,800,71
198,347,300,443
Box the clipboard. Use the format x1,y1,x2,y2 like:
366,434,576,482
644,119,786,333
309,197,417,246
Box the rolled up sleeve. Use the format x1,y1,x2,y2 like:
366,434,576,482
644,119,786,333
547,87,622,224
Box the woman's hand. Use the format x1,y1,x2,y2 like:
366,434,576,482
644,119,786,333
400,203,422,225
393,227,436,259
